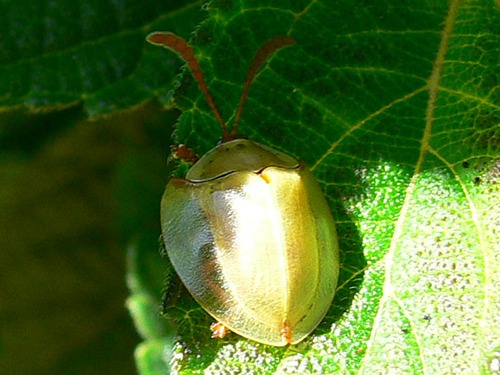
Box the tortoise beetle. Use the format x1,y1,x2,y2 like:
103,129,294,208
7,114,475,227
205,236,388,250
147,32,339,346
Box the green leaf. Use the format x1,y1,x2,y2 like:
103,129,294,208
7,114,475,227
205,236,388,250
1,1,205,373
0,0,205,118
147,0,500,374
127,236,175,374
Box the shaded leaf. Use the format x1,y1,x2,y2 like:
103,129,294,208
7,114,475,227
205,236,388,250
0,0,205,117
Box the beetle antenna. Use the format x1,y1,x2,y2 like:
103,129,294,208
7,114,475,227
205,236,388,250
231,36,295,138
147,32,230,139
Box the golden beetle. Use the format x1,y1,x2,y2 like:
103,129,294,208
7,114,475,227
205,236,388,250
147,32,339,346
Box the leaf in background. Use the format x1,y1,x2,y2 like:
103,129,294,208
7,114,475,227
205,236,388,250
0,0,204,374
127,235,175,374
146,0,500,374
0,0,205,117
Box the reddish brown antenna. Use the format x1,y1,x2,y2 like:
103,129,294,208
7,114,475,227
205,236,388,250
147,32,228,139
232,36,295,137
147,32,295,142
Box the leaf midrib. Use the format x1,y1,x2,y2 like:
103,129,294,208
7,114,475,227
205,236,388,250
358,0,464,374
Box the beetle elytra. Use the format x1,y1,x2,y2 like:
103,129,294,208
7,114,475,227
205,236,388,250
147,32,339,346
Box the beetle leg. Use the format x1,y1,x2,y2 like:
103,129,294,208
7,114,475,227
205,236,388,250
281,319,293,345
210,321,230,339
172,144,199,163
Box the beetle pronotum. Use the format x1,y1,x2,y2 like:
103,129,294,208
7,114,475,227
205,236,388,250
148,32,339,346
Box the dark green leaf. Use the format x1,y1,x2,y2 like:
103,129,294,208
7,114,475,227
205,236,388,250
0,0,205,117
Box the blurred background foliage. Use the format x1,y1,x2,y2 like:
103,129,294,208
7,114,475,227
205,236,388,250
0,0,204,373
0,102,176,374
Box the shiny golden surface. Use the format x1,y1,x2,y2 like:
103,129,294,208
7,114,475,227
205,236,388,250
186,139,298,181
161,141,339,346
